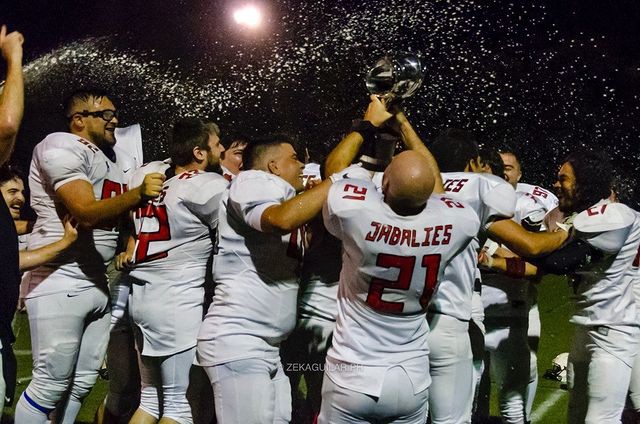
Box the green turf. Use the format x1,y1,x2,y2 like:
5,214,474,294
4,274,576,423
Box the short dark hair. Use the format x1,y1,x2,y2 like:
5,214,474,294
242,134,295,170
220,133,250,150
0,165,24,186
169,118,212,166
565,148,613,212
479,147,505,179
63,88,112,119
429,128,479,172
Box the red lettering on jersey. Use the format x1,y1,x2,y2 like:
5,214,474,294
586,204,608,216
441,197,465,208
365,221,382,241
432,226,442,246
633,246,639,267
422,227,433,246
444,178,469,193
367,254,415,313
442,224,453,244
531,186,549,198
400,229,417,247
419,254,441,308
101,179,125,200
377,224,392,243
342,184,368,201
366,253,442,313
76,138,100,154
179,170,199,180
134,204,171,264
421,225,452,246
389,227,401,245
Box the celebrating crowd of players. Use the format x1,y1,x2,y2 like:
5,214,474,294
2,25,640,424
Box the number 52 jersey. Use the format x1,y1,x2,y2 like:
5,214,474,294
322,178,480,397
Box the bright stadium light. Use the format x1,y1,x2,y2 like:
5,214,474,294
233,5,262,28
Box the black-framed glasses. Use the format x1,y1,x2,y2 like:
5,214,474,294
73,109,119,122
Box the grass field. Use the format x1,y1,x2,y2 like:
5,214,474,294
2,275,577,423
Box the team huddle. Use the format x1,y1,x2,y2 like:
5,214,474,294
3,86,640,424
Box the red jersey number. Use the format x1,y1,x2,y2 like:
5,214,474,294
342,184,367,201
366,253,441,313
101,179,127,200
134,204,171,264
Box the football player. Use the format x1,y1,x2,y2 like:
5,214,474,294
476,149,558,423
318,150,480,423
195,96,392,423
426,130,568,424
15,89,164,424
121,118,227,424
482,149,640,424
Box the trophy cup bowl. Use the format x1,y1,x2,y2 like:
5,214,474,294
365,53,424,100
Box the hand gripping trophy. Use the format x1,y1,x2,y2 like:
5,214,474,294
356,53,424,171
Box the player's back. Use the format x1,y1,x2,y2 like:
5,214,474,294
129,165,227,285
516,182,559,214
442,172,515,229
431,172,516,320
198,170,303,365
570,201,640,327
324,178,480,371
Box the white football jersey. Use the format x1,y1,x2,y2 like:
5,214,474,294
482,189,549,314
428,172,516,320
128,163,228,356
569,200,640,327
516,183,559,216
323,177,480,397
631,227,640,318
196,170,304,365
26,132,135,297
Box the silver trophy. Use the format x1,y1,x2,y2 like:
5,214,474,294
365,53,424,101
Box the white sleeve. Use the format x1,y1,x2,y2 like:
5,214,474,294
580,226,632,254
228,175,289,232
184,176,229,228
481,180,516,229
573,203,637,253
323,185,345,240
322,179,376,239
329,164,372,183
41,144,90,190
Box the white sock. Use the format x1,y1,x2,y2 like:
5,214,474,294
58,397,83,424
15,393,50,424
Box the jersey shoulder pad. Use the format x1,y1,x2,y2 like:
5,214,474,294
231,170,296,205
573,202,636,233
331,164,372,182
327,178,379,216
130,160,171,188
479,174,516,219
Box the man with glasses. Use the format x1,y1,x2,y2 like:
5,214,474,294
15,89,165,424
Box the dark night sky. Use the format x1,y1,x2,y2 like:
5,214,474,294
2,0,640,206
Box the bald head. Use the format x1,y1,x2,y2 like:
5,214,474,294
382,151,436,215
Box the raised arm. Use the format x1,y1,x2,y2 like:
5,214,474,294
324,95,392,176
0,26,24,166
391,108,444,194
56,172,165,228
